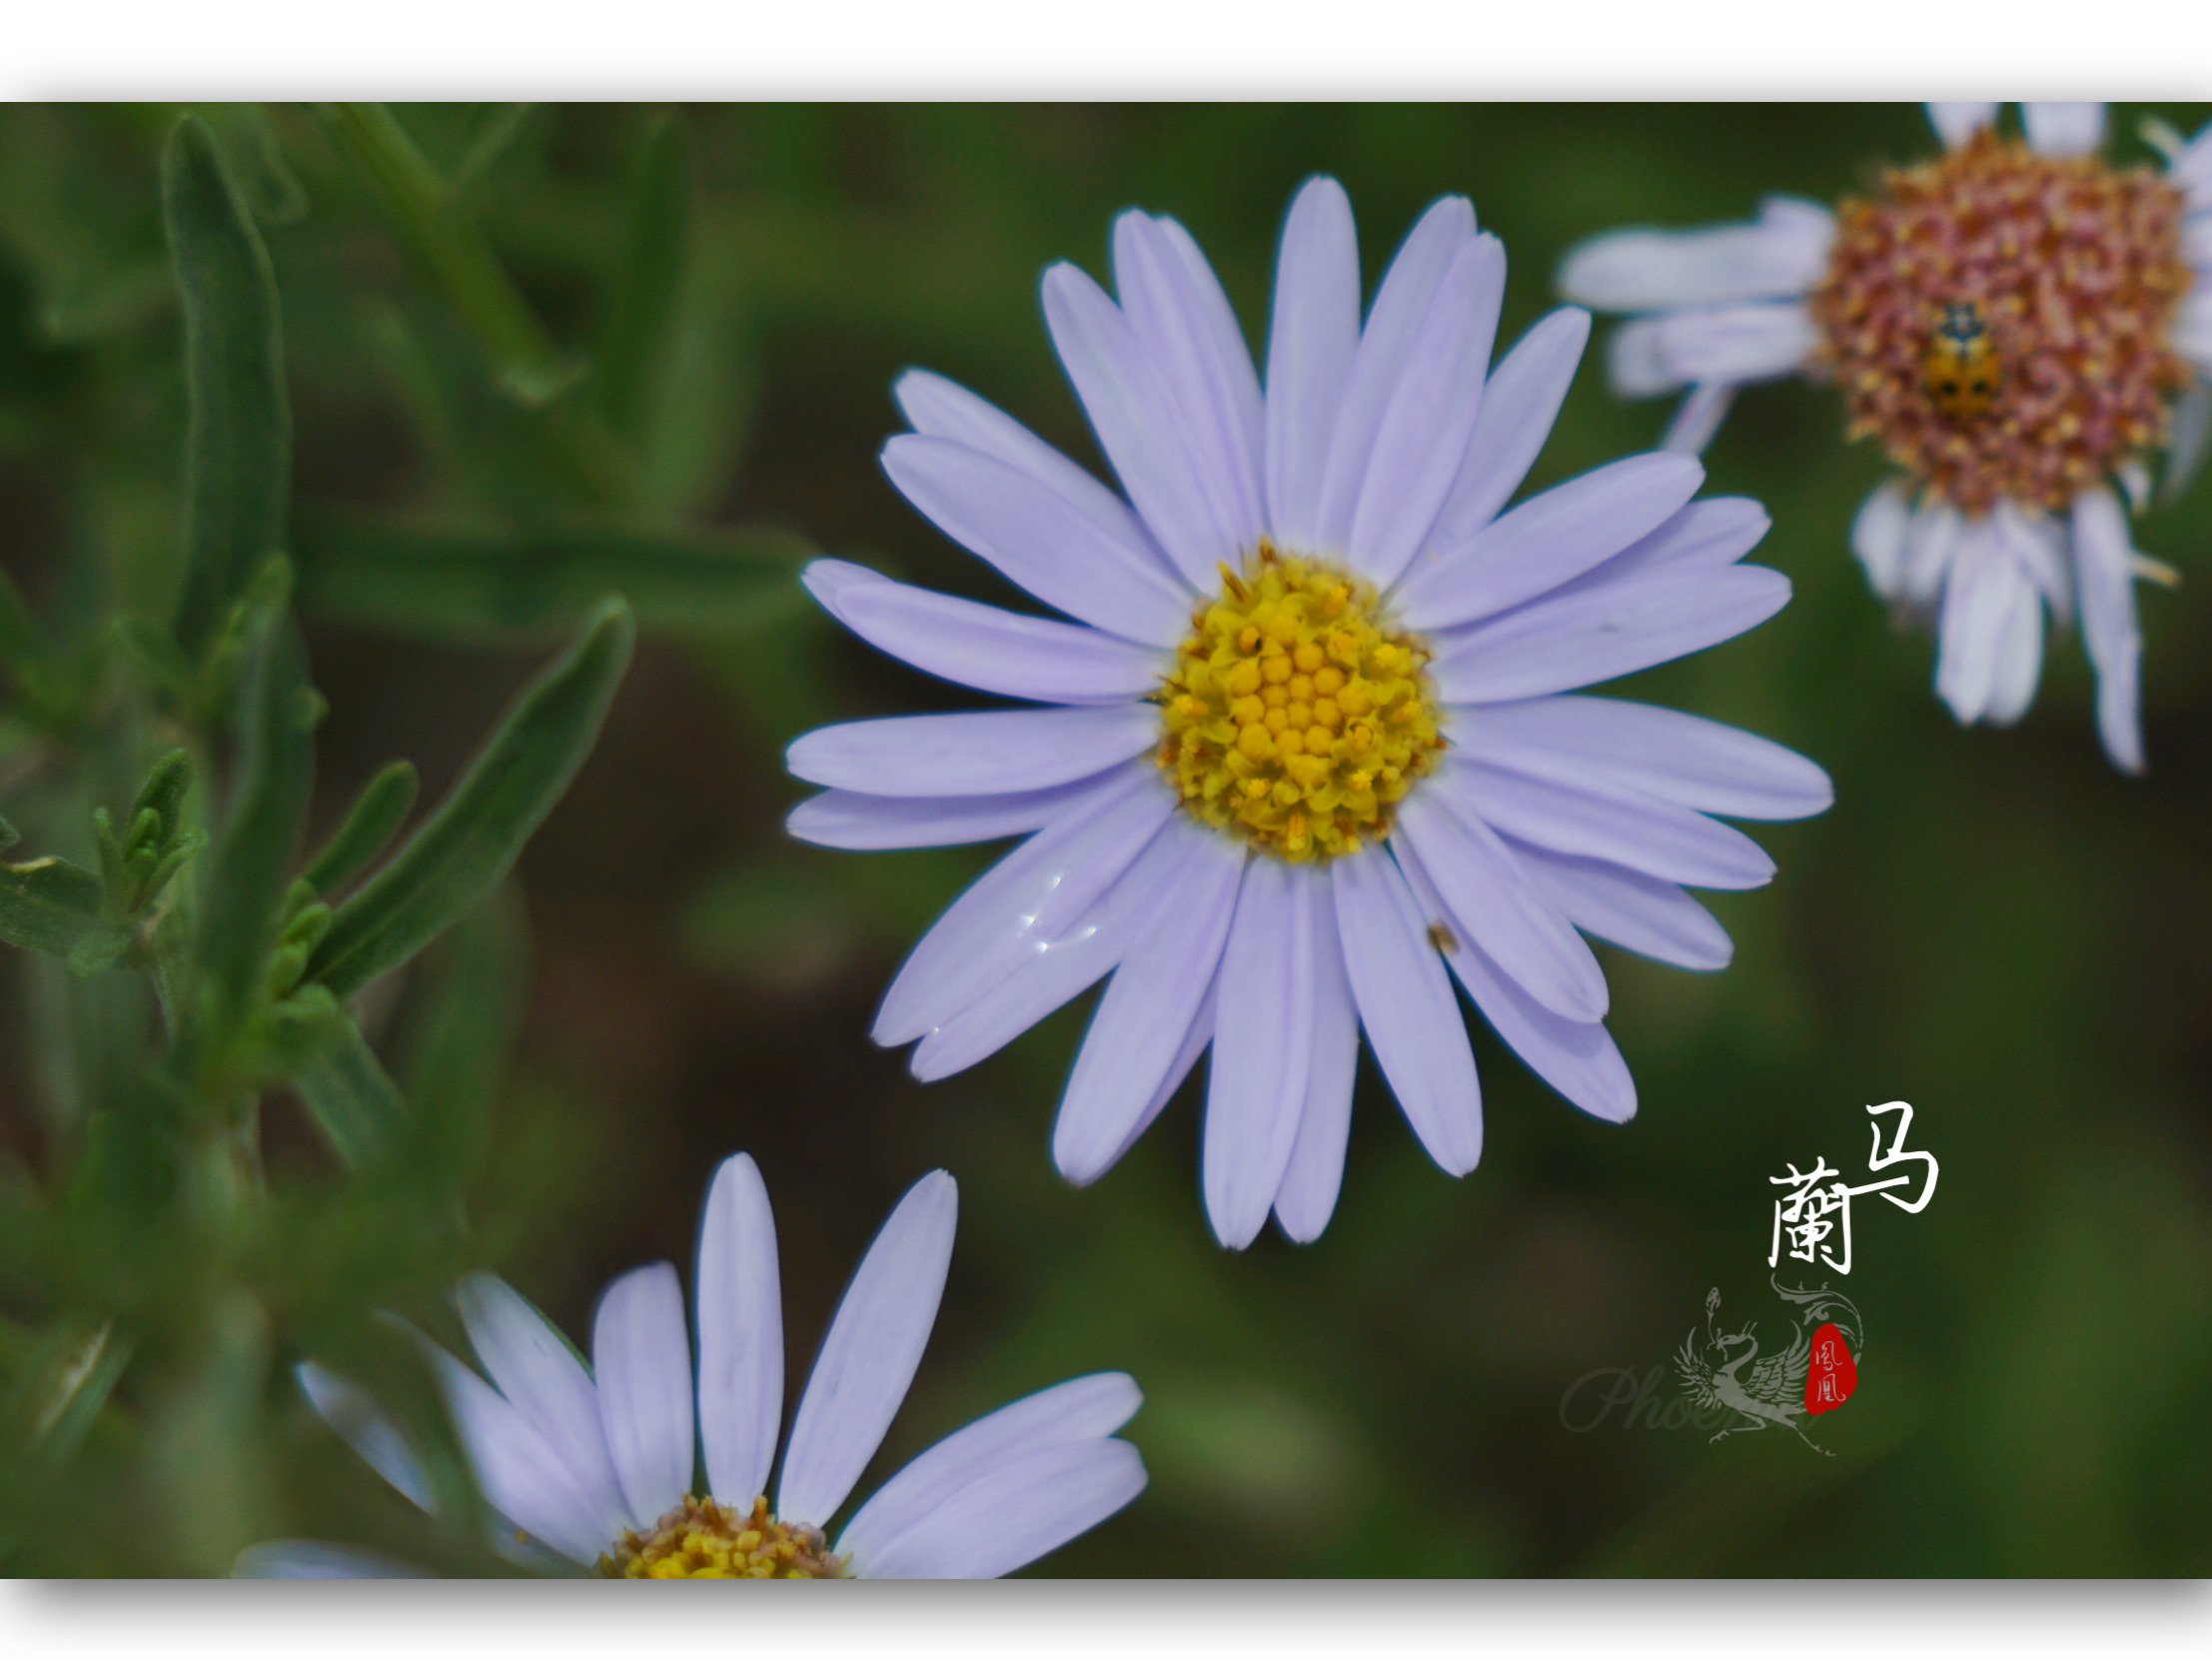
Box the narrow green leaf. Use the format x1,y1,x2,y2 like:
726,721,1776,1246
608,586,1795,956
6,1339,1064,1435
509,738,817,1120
304,760,420,896
129,750,195,851
0,854,111,957
598,115,689,434
449,104,536,201
307,598,634,999
397,881,527,1186
293,1011,408,1170
296,516,809,643
12,1322,135,1472
163,116,292,657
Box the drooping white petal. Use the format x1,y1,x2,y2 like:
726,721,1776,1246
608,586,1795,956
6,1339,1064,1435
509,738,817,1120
1995,499,2072,623
844,1437,1147,1579
1451,695,1831,822
777,1170,958,1531
2073,488,2147,774
1927,102,1999,148
1609,315,1678,398
871,768,1174,1046
1426,307,1591,545
1934,522,2044,729
1852,479,1914,602
1271,876,1359,1243
1897,497,1965,609
837,1372,1141,1574
1313,196,1478,551
420,1341,609,1564
695,1152,782,1509
1558,197,1834,311
2164,379,2212,503
1043,262,1245,589
1625,302,1821,393
591,1263,695,1529
1266,176,1363,550
1429,565,1792,706
1394,789,1609,1022
786,766,1137,852
1203,858,1319,1250
2023,102,2105,158
1396,838,1636,1124
802,561,1164,706
786,705,1158,800
1395,452,1704,630
454,1273,631,1536
2172,289,2212,374
234,1541,428,1578
1509,839,1735,971
1660,382,1739,456
1054,829,1245,1185
880,434,1192,646
296,1361,434,1512
1347,234,1507,586
1331,847,1483,1176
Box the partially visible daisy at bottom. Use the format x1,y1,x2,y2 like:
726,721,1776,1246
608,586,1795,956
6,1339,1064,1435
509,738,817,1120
1561,101,2212,772
236,1154,1145,1579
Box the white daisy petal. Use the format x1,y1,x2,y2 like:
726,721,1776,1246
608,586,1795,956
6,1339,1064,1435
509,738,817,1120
1113,212,1267,553
1852,479,1914,602
1092,972,1221,1183
1927,102,1999,148
1427,306,1592,546
1043,262,1238,589
1440,758,1775,891
234,1541,427,1579
1429,564,1792,705
1395,451,1704,630
871,768,1174,1046
785,769,1133,852
1637,302,1820,390
777,1170,958,1530
2173,122,2212,207
1396,837,1637,1124
1315,196,1479,550
695,1152,783,1509
1558,197,1834,311
1982,573,2046,728
2073,487,2147,774
845,1437,1147,1580
1609,315,1680,397
881,433,1192,646
455,1273,631,1536
1898,497,1965,609
1453,695,1832,822
837,1372,1141,1574
1270,877,1359,1243
2173,289,2212,373
2177,212,2212,276
785,705,1157,799
2164,378,2212,502
296,1361,434,1512
1203,858,1319,1250
1590,496,1772,584
591,1263,695,1529
1054,828,1245,1185
1394,789,1608,1022
1348,234,1508,586
2023,102,2105,158
421,1341,608,1564
801,561,1164,706
1659,382,1739,456
1265,176,1362,550
1509,839,1735,971
1331,847,1483,1176
1934,522,2037,728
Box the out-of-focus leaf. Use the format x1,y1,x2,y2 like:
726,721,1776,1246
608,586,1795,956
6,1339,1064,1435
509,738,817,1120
449,104,536,203
198,105,308,226
163,116,291,658
396,881,527,1188
294,1009,408,1171
0,853,115,959
598,115,689,435
297,515,808,643
2,1321,135,1474
148,1289,271,1577
306,598,633,999
304,761,420,897
0,567,47,676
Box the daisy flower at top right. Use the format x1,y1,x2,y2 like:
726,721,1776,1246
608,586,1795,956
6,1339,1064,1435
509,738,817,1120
1560,102,2212,773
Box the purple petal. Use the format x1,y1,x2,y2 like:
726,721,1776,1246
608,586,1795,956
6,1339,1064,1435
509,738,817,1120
2073,488,2146,774
1426,307,1591,547
786,765,1140,852
421,1341,607,1564
2023,102,2104,158
234,1541,427,1579
786,705,1156,799
803,560,1164,706
1331,846,1483,1176
881,433,1192,646
1203,859,1319,1249
845,1437,1146,1579
591,1263,696,1528
296,1361,433,1513
1271,875,1360,1242
695,1152,782,1508
1508,838,1734,971
1559,198,1833,311
1264,177,1362,551
1851,480,1913,602
1927,102,1998,148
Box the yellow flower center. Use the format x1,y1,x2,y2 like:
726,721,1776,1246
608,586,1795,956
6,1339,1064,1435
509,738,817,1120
596,1494,848,1579
1156,542,1446,863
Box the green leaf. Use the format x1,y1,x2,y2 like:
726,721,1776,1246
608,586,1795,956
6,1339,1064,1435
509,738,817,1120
396,881,527,1187
598,114,689,434
292,1008,408,1170
2,1321,135,1474
0,854,113,957
163,116,292,658
296,515,809,643
304,760,420,896
307,598,634,999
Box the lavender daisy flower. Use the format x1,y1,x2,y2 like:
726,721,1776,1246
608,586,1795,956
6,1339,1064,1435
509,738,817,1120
244,1155,1145,1578
1561,102,2212,773
787,177,1830,1250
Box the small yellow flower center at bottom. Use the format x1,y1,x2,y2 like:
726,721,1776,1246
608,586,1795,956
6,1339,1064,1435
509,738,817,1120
1157,541,1446,863
596,1494,848,1579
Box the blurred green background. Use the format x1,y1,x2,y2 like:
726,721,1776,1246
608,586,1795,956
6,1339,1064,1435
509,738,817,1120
1,102,2208,1576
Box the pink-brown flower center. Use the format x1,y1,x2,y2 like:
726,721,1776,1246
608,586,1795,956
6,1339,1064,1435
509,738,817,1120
1807,129,2193,514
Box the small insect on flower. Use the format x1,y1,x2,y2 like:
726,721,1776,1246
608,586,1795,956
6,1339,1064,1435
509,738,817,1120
1920,302,2002,420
